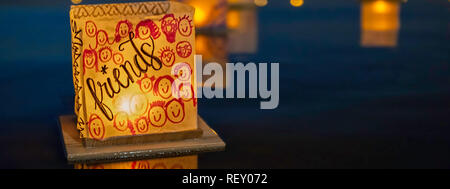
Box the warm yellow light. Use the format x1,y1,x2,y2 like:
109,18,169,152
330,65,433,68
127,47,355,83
290,0,304,7
362,0,399,31
254,0,268,7
194,5,207,27
114,94,132,115
361,0,401,47
71,0,82,4
183,0,214,27
226,10,240,29
373,0,389,13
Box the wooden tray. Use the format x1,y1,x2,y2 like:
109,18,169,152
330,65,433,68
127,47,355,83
58,115,225,164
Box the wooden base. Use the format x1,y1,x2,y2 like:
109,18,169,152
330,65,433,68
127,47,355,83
83,126,203,148
58,115,225,164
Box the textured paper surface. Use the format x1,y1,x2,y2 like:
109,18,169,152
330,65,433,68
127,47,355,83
74,155,197,169
70,1,197,140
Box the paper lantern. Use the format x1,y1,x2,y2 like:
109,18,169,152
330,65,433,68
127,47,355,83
360,0,401,47
74,155,198,169
69,1,198,144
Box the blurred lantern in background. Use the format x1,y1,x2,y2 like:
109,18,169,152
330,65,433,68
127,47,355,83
71,0,82,4
227,1,258,53
172,0,228,29
360,0,401,47
253,0,268,7
290,0,304,7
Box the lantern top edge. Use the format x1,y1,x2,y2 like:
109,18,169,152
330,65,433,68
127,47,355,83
69,1,194,19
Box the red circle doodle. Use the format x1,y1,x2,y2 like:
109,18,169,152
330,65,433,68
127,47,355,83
113,111,130,132
98,46,112,62
176,41,192,58
85,21,97,37
161,14,178,43
135,116,149,133
82,49,98,73
96,30,110,46
148,101,167,127
165,98,185,124
112,52,124,65
136,74,155,94
178,15,193,37
153,75,174,99
88,114,105,140
131,161,150,169
115,20,133,42
159,46,176,67
172,62,192,81
135,19,161,40
178,83,197,107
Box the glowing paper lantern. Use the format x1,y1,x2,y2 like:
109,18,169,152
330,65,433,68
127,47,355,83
74,155,197,169
70,1,197,143
360,0,401,47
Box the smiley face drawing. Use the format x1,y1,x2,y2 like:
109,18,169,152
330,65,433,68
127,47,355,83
113,111,130,132
135,19,161,40
148,101,167,127
165,98,185,124
129,94,148,116
177,83,196,106
88,114,105,140
176,41,192,58
98,47,112,62
158,46,176,67
115,20,132,42
131,161,150,169
178,15,193,37
172,62,192,81
85,21,97,37
153,75,174,99
134,116,149,133
136,74,155,94
82,49,98,73
112,52,124,65
161,14,178,43
96,30,110,46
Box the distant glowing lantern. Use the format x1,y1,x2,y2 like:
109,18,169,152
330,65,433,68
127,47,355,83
173,0,227,28
70,1,198,143
254,0,268,7
290,0,304,7
227,6,258,53
360,0,401,47
226,10,240,29
75,155,198,169
71,0,82,5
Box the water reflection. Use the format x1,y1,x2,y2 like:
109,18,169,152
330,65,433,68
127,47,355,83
74,155,198,169
360,0,402,47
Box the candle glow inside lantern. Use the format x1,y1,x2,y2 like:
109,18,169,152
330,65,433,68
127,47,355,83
70,1,198,145
360,0,401,47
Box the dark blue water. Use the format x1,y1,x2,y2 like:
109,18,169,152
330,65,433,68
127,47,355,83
0,0,448,168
